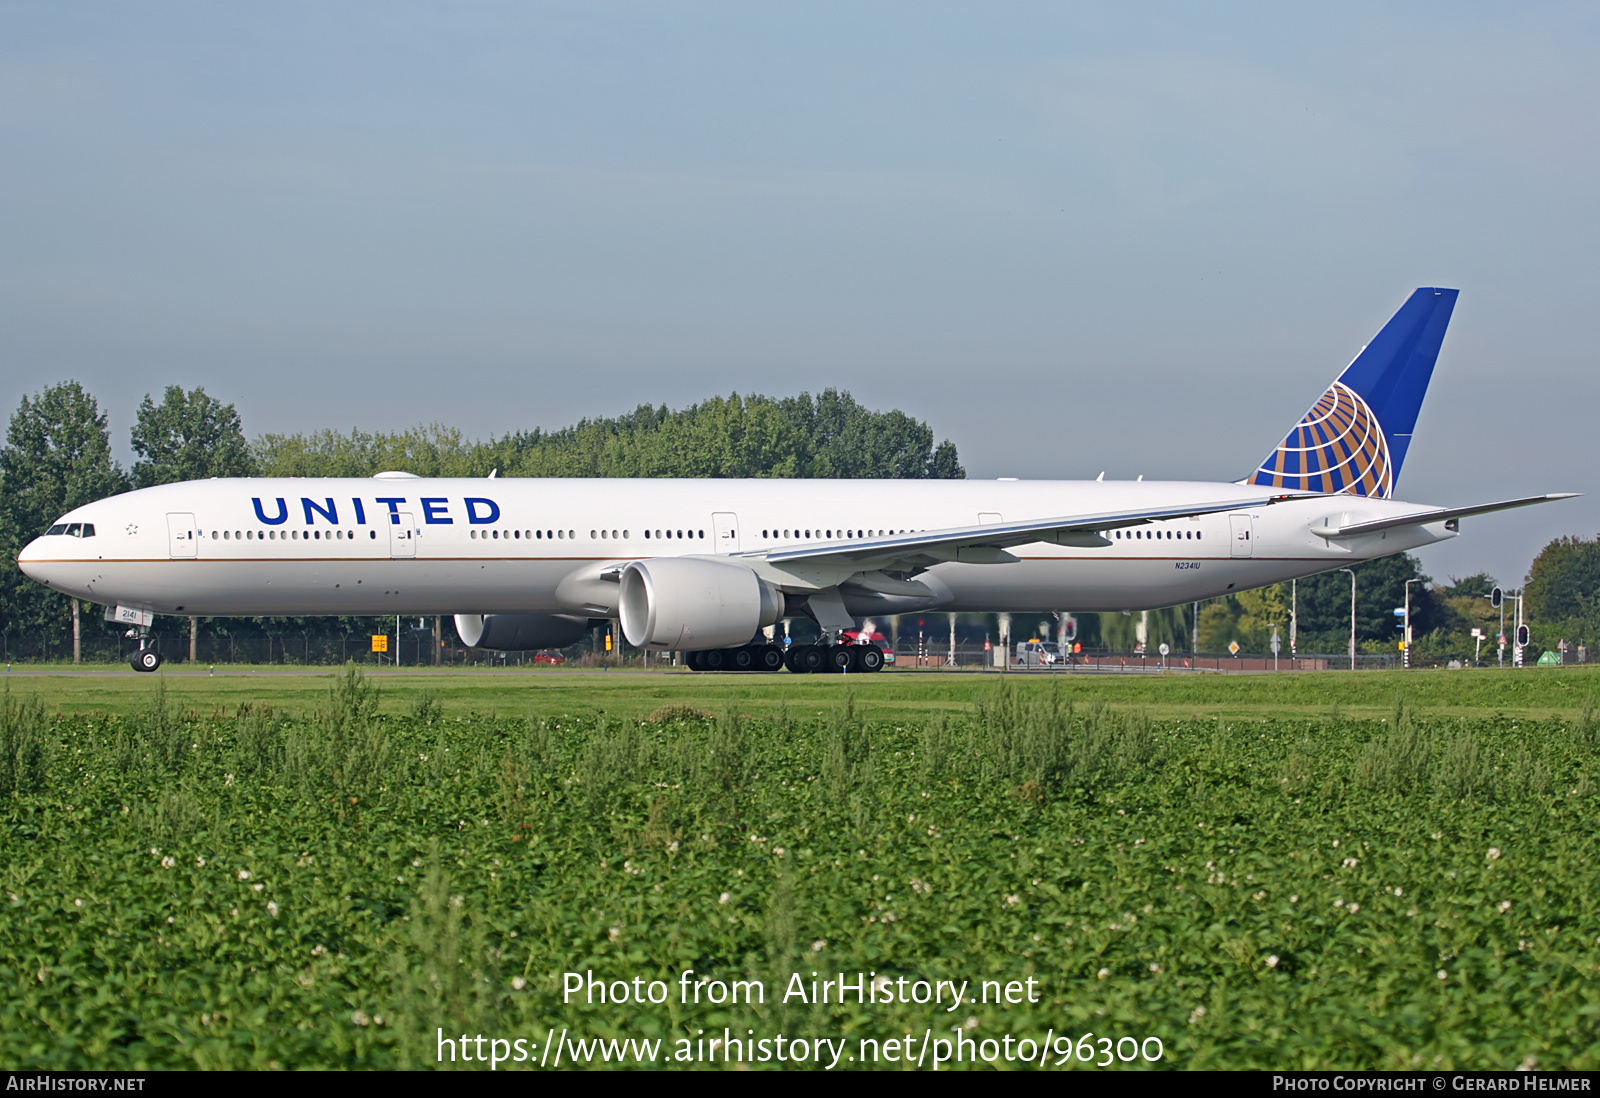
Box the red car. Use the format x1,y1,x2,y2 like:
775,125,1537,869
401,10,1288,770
533,651,565,665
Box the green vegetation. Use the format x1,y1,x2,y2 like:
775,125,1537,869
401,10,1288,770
3,669,1599,1069
252,390,964,481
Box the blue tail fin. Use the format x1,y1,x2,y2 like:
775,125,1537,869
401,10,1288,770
1249,287,1458,498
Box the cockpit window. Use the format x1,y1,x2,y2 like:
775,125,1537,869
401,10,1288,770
45,524,67,535
79,524,95,538
66,523,82,537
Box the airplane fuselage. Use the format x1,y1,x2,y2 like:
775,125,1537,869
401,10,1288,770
18,476,1454,620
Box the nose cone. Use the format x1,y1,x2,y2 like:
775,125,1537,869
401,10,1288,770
17,535,69,590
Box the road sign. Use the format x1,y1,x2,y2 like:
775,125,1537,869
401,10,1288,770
1393,608,1407,615
1490,587,1503,609
1158,643,1170,656
1228,640,1240,655
371,635,388,653
1270,630,1281,654
1470,628,1483,638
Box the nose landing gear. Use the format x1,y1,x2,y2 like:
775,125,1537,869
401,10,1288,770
127,626,161,673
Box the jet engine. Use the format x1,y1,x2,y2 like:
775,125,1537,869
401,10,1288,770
619,558,783,651
454,613,589,651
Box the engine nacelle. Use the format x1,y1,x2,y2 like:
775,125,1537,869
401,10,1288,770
454,613,589,651
619,558,782,651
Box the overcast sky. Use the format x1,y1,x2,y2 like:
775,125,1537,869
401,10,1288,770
3,2,1596,588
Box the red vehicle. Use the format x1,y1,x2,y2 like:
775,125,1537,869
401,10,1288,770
533,651,565,665
840,630,895,665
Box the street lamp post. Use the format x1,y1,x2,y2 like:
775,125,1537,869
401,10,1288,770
1337,568,1357,671
1512,592,1525,667
1403,578,1422,669
1290,579,1297,656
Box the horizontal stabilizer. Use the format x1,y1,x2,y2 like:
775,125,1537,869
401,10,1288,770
1308,493,1578,539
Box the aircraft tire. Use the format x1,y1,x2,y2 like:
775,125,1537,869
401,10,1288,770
826,646,857,673
132,649,162,673
788,645,826,674
757,645,786,672
856,645,885,673
684,651,704,671
732,646,756,671
702,649,728,671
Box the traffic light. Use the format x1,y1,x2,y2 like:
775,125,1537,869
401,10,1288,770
1516,624,1530,648
1490,587,1503,609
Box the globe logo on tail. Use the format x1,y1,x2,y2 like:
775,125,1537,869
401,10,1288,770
1250,381,1393,498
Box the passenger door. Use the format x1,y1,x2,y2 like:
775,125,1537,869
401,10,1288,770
1229,514,1254,559
712,512,740,554
167,513,197,559
389,511,417,559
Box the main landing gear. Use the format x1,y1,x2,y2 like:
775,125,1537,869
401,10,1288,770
683,643,885,674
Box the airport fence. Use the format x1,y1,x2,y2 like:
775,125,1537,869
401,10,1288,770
0,630,1400,672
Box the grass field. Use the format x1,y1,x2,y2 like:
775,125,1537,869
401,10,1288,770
2,666,1598,1070
9,661,1600,721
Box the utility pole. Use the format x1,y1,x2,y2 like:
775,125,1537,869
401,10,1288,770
1192,601,1200,653
72,599,80,664
190,616,198,663
1337,568,1357,671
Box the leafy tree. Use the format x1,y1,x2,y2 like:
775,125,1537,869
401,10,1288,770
130,386,255,487
252,424,481,479
0,382,129,652
1188,555,1442,654
1525,536,1600,647
251,391,965,481
1291,554,1438,652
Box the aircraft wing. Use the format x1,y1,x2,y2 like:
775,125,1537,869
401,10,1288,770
1308,493,1579,539
754,493,1297,573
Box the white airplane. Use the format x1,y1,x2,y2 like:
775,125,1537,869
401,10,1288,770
17,288,1574,673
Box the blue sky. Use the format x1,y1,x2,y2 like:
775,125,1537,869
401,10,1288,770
3,2,1596,587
